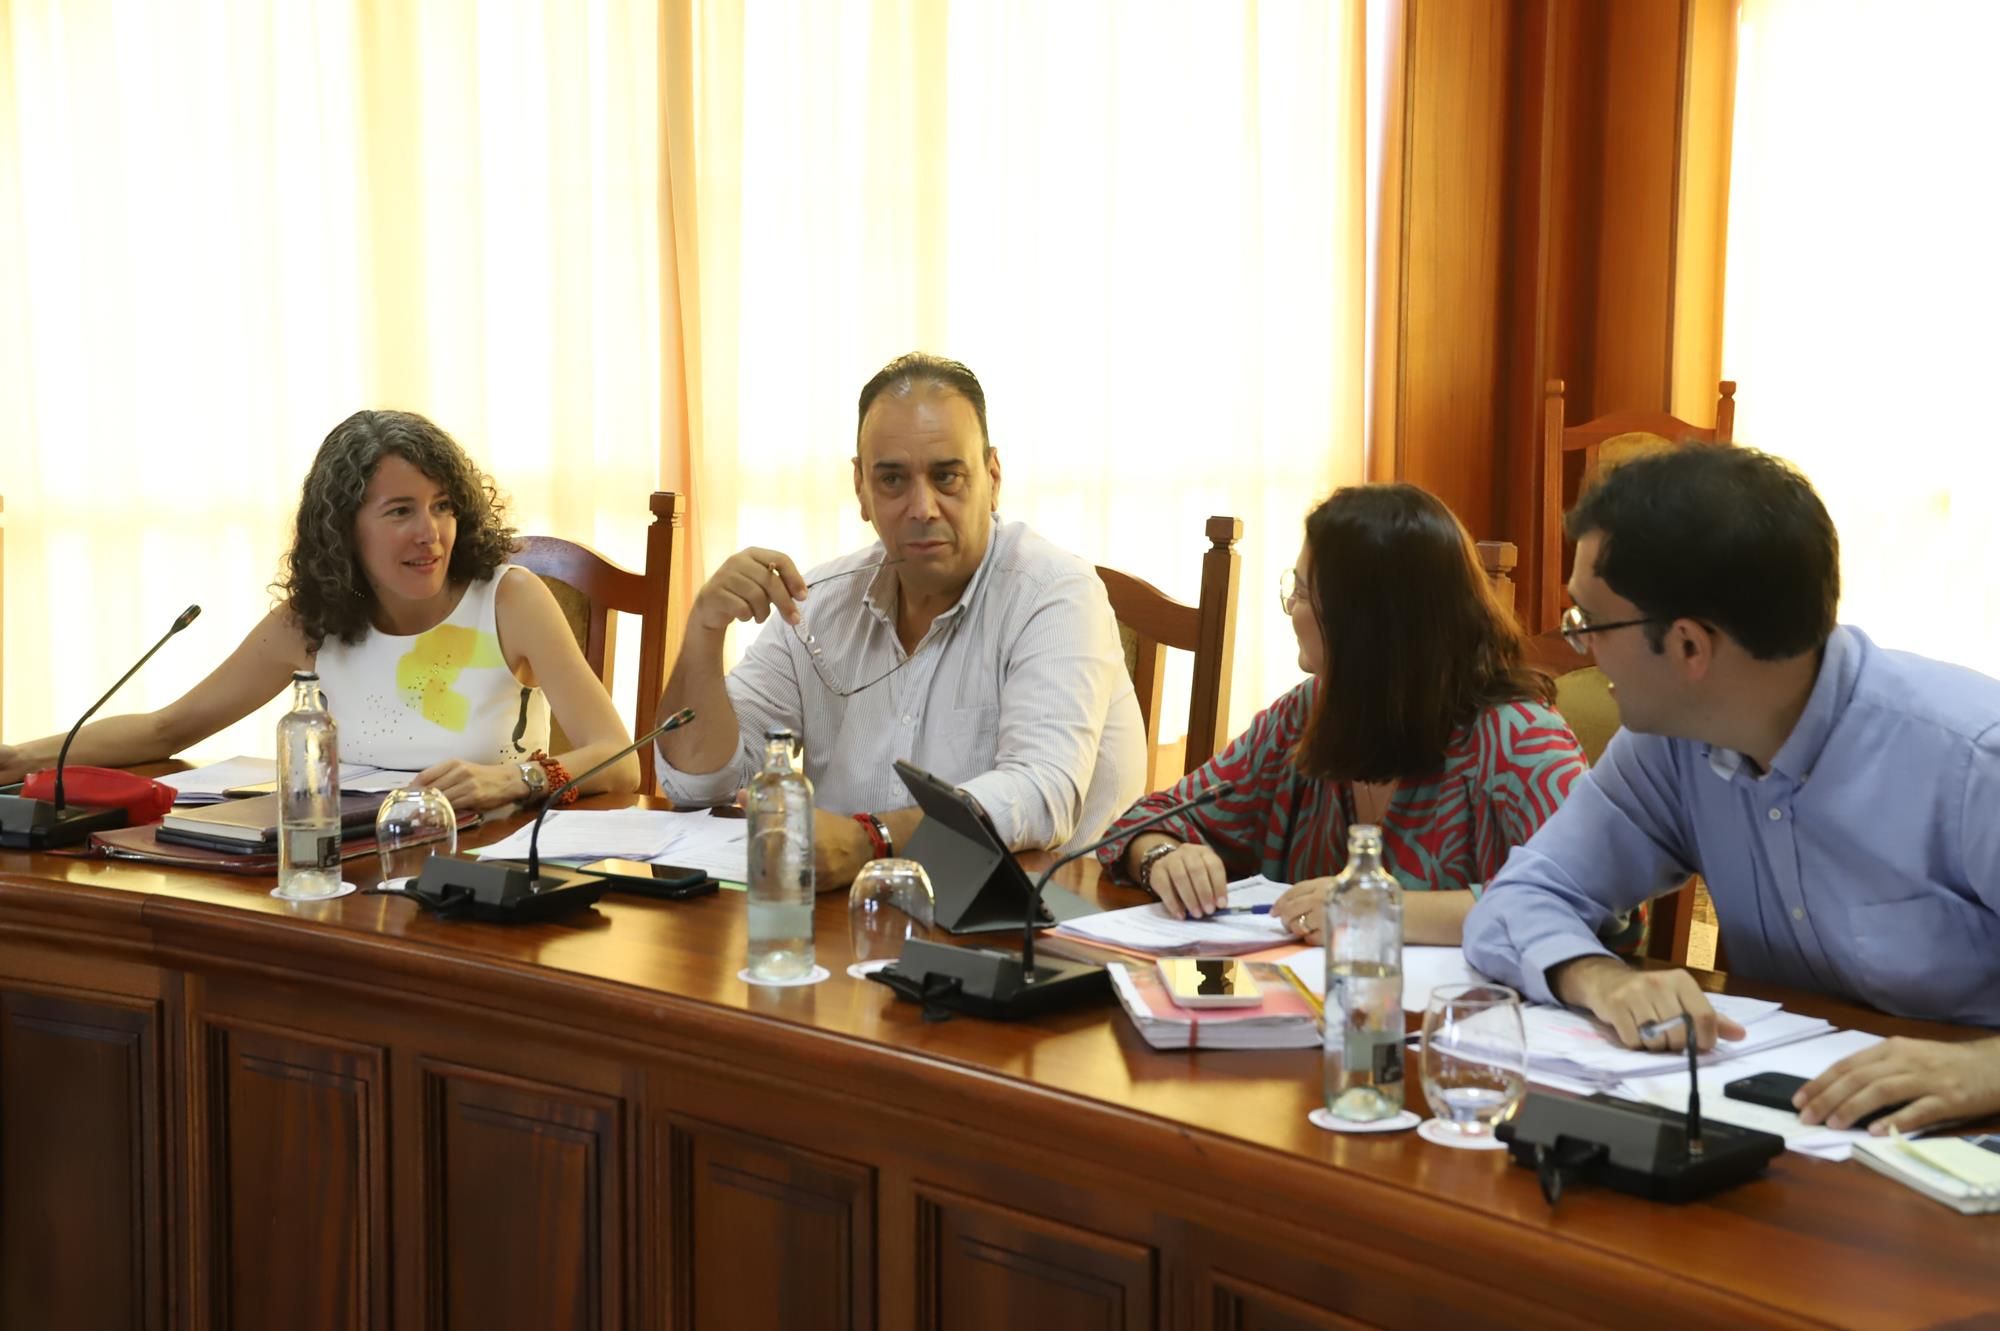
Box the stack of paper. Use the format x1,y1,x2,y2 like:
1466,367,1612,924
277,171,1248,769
1278,945,1487,1014
1618,1028,1886,1161
473,809,750,883
160,756,418,805
1049,877,1293,956
1107,962,1320,1050
1513,995,1831,1089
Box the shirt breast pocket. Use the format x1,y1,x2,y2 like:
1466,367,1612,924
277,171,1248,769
931,702,1001,768
1844,893,2000,1023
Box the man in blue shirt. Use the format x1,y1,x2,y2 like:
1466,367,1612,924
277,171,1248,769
1464,445,2000,1135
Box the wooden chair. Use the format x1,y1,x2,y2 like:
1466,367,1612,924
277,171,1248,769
1541,378,1736,631
1477,539,1519,619
1095,516,1242,784
0,494,7,738
514,491,683,795
1525,626,1709,966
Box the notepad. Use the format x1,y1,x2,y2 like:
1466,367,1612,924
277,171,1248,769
1853,1133,2000,1214
1048,876,1292,955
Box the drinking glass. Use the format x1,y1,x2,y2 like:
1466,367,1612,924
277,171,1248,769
846,858,935,974
374,787,457,892
1420,983,1528,1142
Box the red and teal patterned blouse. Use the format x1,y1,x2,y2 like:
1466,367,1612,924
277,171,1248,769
1096,679,1587,893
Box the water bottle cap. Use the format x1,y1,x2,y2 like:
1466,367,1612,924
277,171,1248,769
764,727,796,743
292,670,320,682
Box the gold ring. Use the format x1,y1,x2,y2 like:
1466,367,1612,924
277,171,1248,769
1293,913,1309,933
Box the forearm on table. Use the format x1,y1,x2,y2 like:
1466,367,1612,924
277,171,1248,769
1404,889,1475,945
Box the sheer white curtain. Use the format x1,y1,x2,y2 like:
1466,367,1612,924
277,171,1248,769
1723,0,2000,674
0,0,661,758
669,0,1367,744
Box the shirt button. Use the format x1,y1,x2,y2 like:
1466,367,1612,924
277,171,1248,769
902,715,913,726
1791,906,1805,921
1767,807,1784,822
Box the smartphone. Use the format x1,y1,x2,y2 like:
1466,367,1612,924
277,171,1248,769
1723,1071,1897,1127
579,859,718,900
1156,957,1263,1008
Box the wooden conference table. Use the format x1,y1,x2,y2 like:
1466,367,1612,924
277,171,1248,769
1,792,1995,1331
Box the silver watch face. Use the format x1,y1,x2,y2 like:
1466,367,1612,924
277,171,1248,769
521,761,548,793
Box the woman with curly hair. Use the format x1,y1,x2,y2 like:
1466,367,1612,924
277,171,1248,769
0,410,637,811
1098,483,1587,945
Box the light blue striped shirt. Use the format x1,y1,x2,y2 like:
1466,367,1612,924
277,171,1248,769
1465,626,2000,1026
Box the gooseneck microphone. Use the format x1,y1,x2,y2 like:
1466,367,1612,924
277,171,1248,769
408,706,697,922
0,604,201,849
1020,781,1234,979
525,707,696,883
53,604,202,810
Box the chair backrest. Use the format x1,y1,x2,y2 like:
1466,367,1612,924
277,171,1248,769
1524,625,1705,966
1476,540,1518,618
0,494,7,738
1541,378,1737,631
513,491,683,795
1095,516,1242,785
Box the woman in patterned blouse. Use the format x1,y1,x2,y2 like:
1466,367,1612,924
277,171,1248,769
1099,483,1586,945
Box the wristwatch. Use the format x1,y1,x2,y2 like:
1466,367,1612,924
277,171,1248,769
517,759,551,800
1135,842,1178,892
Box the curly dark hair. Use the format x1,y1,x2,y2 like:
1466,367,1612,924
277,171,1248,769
1294,484,1553,782
274,410,517,650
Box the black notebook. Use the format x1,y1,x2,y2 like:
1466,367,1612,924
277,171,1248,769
157,792,385,853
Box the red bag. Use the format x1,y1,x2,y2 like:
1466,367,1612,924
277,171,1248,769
21,767,177,824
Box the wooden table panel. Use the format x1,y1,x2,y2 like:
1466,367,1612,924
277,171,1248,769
2,797,1997,1331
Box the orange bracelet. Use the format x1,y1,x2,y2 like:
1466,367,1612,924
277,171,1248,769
528,750,578,806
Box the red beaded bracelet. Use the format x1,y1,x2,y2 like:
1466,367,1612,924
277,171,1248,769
528,750,578,806
852,811,892,860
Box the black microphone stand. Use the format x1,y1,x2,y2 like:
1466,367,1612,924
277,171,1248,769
408,707,695,922
0,604,202,849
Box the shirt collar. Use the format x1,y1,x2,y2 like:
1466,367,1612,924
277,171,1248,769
860,516,1004,630
1703,626,1855,784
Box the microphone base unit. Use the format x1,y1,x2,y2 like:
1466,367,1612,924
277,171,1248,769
0,793,129,850
1495,1092,1785,1205
871,938,1110,1020
407,855,608,923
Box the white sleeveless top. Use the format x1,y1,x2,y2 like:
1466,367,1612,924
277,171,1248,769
312,566,552,770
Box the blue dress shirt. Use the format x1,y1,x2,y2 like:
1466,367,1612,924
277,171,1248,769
1464,626,2000,1026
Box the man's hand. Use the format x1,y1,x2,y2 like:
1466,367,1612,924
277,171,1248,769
1552,956,1748,1052
1797,1036,2000,1134
690,548,808,635
1148,842,1230,919
0,744,29,787
811,807,871,894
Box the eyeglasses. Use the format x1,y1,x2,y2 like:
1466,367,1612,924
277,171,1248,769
1559,604,1661,656
1279,568,1311,616
789,558,955,698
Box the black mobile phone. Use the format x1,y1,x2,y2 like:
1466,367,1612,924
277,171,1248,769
1723,1071,1897,1127
579,859,718,900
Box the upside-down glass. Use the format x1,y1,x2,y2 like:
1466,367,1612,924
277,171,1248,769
374,787,457,892
847,858,935,970
1419,983,1528,1141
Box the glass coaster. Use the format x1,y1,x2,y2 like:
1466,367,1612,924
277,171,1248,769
270,880,358,902
738,964,832,988
1307,1107,1422,1134
846,959,895,980
1418,1118,1510,1150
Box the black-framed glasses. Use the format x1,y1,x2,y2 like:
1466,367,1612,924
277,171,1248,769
1559,604,1661,655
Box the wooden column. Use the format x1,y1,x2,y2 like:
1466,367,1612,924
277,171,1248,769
1373,0,1735,631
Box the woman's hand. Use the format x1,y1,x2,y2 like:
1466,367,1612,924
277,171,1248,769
414,759,527,814
0,744,30,787
1148,842,1231,919
1270,877,1339,944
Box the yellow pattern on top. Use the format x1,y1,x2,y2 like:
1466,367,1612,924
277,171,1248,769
396,625,506,733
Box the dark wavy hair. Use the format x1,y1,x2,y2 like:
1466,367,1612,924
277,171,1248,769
274,410,517,649
1294,484,1552,782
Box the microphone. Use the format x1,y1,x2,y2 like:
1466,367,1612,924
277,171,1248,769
0,604,202,849
877,780,1233,1021
408,707,697,922
1019,781,1233,979
525,707,695,883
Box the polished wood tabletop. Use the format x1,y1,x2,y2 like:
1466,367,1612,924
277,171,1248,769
4,790,1998,1330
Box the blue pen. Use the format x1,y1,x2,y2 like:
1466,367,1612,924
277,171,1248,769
1211,904,1274,916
